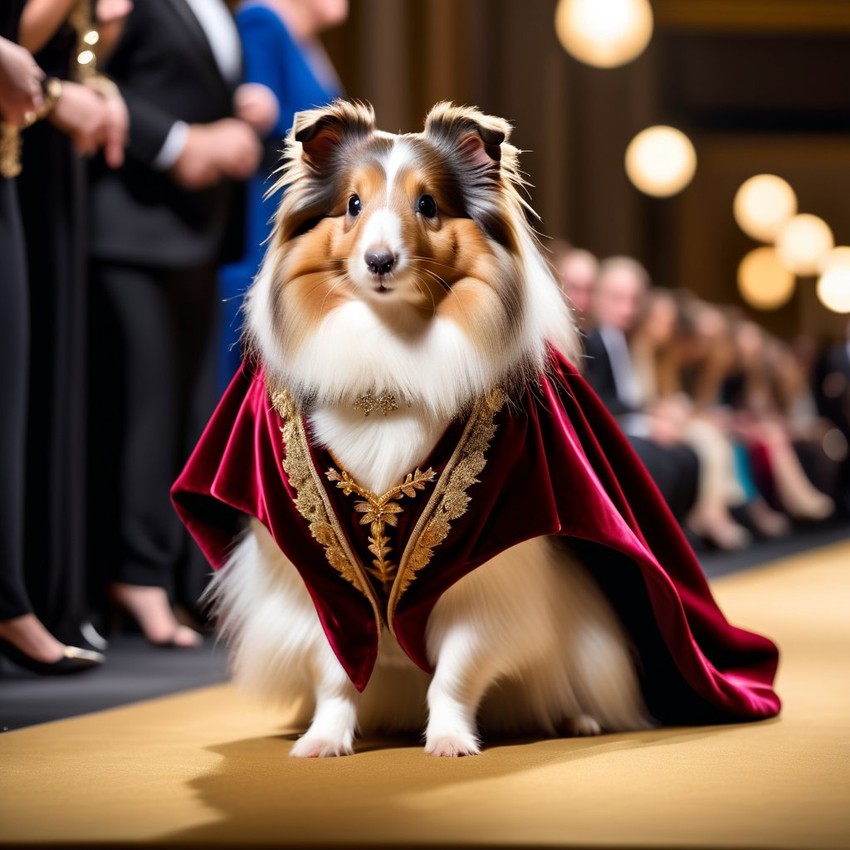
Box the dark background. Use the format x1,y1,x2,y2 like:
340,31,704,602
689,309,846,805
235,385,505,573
323,0,850,343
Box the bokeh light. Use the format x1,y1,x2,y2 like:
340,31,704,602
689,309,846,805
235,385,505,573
737,246,796,310
733,174,797,243
816,246,850,313
555,0,653,69
776,213,834,275
625,126,697,197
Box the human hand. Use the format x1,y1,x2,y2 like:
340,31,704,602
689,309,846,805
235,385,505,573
48,80,111,156
96,83,128,168
234,83,279,137
0,37,44,125
170,119,262,190
212,117,263,180
95,0,133,24
647,413,681,447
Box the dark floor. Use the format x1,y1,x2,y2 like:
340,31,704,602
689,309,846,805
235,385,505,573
2,519,848,734
0,633,229,733
696,516,850,579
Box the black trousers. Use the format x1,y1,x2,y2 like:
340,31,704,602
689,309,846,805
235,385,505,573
628,436,699,524
0,178,31,620
87,259,219,607
18,120,90,642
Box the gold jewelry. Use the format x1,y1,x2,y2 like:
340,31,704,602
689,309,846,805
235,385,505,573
353,390,399,417
35,77,63,121
69,0,99,81
0,123,22,179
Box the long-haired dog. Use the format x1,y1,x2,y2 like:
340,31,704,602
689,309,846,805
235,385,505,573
206,100,653,757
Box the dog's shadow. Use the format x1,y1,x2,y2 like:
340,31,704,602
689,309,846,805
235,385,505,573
160,721,765,847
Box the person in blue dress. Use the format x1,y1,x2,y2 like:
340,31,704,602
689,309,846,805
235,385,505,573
221,0,347,392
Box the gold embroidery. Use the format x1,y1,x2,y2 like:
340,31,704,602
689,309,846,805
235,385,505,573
326,467,436,594
268,381,504,635
390,389,505,620
353,389,399,417
269,387,370,598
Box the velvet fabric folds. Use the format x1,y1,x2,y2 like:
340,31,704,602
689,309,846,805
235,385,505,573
172,351,781,724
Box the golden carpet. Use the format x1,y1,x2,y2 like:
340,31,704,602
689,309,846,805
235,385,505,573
2,541,850,849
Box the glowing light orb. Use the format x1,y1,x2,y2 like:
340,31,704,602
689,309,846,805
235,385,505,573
816,246,850,313
555,0,653,68
737,247,796,310
625,126,697,197
733,174,797,243
776,214,834,276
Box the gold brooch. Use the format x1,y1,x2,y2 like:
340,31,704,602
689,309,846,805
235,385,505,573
353,390,399,417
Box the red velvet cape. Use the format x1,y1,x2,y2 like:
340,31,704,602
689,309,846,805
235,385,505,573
172,352,781,725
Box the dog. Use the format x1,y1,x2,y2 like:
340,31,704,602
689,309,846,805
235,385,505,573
199,100,654,757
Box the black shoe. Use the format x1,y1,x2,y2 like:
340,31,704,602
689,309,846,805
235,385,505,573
0,637,104,675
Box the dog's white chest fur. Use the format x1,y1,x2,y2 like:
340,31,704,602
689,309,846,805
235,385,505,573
308,404,451,495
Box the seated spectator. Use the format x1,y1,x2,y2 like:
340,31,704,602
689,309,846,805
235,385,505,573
814,319,850,514
723,320,834,521
551,240,598,332
582,257,699,526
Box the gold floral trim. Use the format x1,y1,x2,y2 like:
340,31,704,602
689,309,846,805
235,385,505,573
268,387,372,601
389,388,506,622
326,467,436,594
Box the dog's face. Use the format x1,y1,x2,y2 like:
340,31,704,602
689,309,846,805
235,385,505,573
249,100,577,414
267,101,524,337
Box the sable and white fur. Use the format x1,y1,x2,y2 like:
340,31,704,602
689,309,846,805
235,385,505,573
208,100,652,757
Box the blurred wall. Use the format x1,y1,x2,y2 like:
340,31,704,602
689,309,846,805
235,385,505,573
323,0,850,343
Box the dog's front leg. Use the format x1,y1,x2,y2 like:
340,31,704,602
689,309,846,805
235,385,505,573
290,648,359,758
424,628,494,757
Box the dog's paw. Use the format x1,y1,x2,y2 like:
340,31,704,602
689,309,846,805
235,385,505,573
289,735,354,758
562,714,603,737
424,732,481,758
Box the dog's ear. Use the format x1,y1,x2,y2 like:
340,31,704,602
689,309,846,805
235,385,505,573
293,100,376,171
424,102,511,170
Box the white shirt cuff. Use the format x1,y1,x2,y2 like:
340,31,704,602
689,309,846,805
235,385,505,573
152,121,190,170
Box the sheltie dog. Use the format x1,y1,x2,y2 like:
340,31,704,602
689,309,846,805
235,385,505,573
206,100,652,757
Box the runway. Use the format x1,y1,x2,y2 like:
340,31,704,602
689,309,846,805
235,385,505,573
2,540,849,849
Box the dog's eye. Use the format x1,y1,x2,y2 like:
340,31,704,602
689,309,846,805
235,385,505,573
417,194,437,218
348,195,362,217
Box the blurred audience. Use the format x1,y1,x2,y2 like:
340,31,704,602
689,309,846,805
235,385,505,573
555,241,845,552
723,320,835,521
218,0,346,391
86,0,261,649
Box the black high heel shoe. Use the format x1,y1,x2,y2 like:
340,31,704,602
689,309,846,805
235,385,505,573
0,637,104,675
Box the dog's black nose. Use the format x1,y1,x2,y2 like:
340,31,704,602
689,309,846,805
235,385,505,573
365,249,396,277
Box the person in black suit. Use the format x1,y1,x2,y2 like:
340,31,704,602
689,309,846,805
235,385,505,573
87,0,261,647
582,257,700,525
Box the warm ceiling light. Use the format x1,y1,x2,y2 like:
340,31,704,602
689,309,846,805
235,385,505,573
737,247,796,310
554,0,653,68
817,246,850,314
625,126,697,197
733,174,797,243
776,214,834,275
